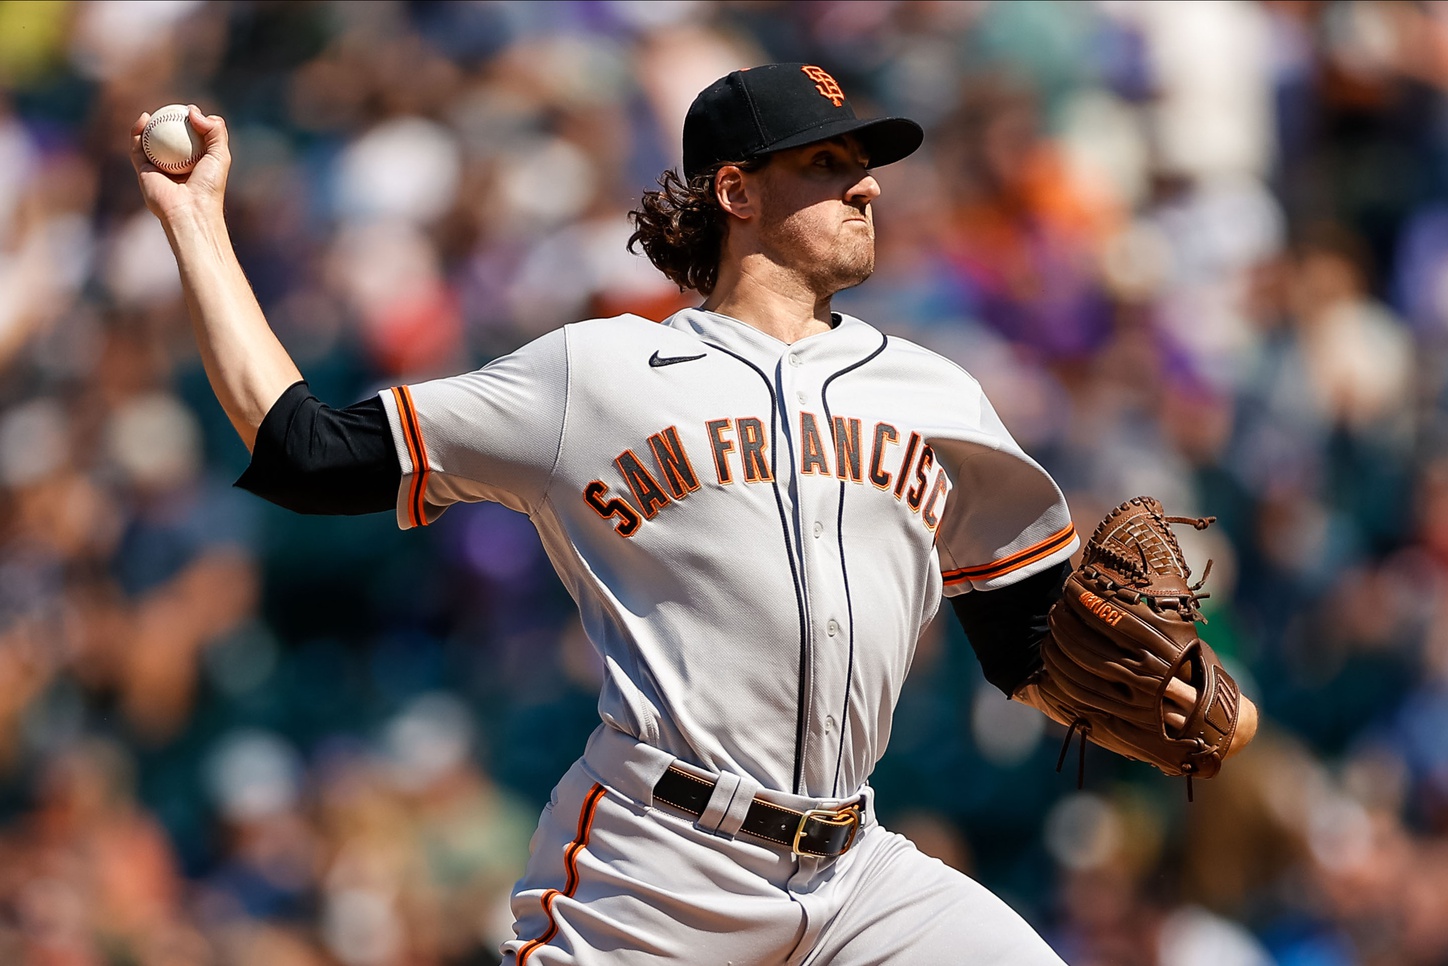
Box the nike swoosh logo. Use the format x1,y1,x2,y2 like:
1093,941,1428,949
649,350,706,368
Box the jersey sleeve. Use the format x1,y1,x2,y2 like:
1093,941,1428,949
930,392,1078,596
378,326,570,528
234,381,400,515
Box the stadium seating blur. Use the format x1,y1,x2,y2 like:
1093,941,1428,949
2,3,1447,963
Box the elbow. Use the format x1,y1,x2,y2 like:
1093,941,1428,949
234,385,401,516
236,459,397,516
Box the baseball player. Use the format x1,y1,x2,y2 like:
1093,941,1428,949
131,64,1255,965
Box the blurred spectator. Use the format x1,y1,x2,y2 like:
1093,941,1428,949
3,1,1448,961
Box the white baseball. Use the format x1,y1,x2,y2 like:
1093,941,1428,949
142,104,204,174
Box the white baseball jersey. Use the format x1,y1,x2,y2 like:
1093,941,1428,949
378,308,1077,800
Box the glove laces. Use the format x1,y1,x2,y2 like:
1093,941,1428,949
1054,719,1198,802
1055,719,1091,791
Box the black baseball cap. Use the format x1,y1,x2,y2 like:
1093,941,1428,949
682,63,923,178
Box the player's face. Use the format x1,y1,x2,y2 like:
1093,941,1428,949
753,137,880,296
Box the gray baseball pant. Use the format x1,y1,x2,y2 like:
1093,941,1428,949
503,725,1067,965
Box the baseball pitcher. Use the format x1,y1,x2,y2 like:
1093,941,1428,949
132,63,1257,965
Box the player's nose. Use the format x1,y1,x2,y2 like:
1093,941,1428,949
848,173,881,206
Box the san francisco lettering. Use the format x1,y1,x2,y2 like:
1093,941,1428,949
583,415,950,537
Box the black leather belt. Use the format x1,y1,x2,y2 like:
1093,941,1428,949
652,766,862,858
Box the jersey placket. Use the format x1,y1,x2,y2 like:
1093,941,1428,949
777,345,853,798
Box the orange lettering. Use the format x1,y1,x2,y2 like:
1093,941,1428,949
1079,591,1124,627
801,65,846,107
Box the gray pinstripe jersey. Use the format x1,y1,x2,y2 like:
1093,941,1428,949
379,308,1077,798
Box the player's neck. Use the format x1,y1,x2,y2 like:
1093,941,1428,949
702,260,834,344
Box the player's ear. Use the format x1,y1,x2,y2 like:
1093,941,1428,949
714,164,758,222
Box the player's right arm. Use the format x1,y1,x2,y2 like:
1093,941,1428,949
129,106,301,452
131,107,405,515
130,106,572,523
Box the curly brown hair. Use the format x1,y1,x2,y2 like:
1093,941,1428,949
627,158,769,297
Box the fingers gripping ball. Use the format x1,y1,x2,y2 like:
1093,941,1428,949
1032,496,1241,796
142,104,204,175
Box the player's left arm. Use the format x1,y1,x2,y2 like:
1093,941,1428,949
1018,677,1260,759
927,384,1262,758
948,559,1069,699
949,562,1259,759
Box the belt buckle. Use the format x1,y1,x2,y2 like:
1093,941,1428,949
791,803,861,857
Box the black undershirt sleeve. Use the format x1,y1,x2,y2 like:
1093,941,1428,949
950,558,1071,697
234,380,401,515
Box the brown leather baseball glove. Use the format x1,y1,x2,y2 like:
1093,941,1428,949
1027,496,1241,798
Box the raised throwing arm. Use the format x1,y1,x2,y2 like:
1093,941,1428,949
129,106,301,451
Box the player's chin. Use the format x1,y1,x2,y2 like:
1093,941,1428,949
834,249,874,286
835,247,875,290
811,237,875,294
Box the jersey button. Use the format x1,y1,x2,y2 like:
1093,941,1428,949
813,521,824,538
789,354,801,367
796,391,807,405
827,619,840,637
824,715,836,734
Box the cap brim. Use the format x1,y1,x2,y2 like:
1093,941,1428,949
758,115,924,169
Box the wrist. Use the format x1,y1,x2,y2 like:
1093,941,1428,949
159,204,233,261
160,201,225,235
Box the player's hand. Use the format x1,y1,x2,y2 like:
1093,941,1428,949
1161,677,1258,759
1017,678,1260,759
129,105,231,223
1225,691,1258,758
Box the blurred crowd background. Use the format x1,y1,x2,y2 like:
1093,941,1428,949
2,1,1448,964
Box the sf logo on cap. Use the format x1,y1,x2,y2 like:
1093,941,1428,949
801,66,845,107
